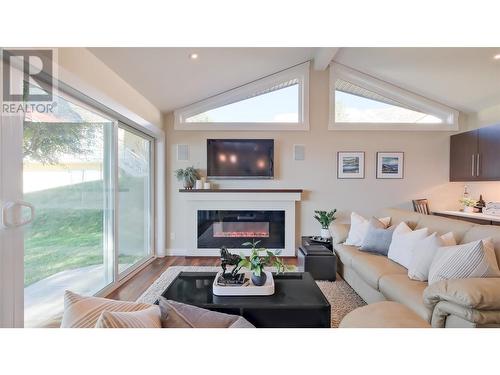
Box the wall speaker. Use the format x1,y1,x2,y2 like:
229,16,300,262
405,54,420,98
293,144,305,160
177,144,189,161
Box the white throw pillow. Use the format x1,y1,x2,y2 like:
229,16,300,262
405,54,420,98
344,212,391,246
428,239,500,285
387,222,429,269
407,232,456,281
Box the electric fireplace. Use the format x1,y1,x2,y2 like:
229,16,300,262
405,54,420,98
197,210,285,249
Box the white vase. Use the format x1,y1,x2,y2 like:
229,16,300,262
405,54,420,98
195,179,203,189
320,228,331,238
463,206,475,213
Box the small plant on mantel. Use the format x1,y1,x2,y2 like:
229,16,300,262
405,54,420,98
313,209,337,238
238,240,294,286
175,166,200,189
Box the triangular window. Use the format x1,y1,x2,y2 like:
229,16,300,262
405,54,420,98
175,62,309,131
330,63,458,130
335,79,442,123
186,80,299,123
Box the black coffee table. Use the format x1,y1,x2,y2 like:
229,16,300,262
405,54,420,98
159,272,331,328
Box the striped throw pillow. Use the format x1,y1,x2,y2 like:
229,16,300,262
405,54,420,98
95,305,161,328
60,291,152,328
428,239,500,285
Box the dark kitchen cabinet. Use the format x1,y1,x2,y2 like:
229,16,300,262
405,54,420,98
450,130,478,181
477,124,500,180
450,123,500,181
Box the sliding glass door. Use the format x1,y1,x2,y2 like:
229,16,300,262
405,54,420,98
117,126,153,277
0,55,159,328
19,88,154,327
22,88,117,327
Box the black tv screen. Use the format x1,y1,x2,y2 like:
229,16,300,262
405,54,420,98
207,139,274,179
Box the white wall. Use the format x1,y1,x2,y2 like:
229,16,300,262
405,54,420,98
164,68,465,255
466,103,500,131
57,48,162,128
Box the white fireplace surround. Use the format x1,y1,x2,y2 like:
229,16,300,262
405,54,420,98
176,191,302,256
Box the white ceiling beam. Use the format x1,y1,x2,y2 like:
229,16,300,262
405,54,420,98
313,48,340,71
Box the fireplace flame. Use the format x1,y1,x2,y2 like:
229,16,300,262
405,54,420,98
214,231,269,238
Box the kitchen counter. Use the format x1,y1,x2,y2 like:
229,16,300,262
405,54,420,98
433,210,500,224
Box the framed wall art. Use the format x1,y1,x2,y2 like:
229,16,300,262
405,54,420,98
376,152,404,179
337,152,365,179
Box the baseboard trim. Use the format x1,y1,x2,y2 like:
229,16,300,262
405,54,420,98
165,248,187,256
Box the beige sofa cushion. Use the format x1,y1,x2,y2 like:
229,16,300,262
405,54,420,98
379,208,421,229
331,223,350,245
380,208,476,244
431,300,500,328
379,274,431,321
416,214,473,243
351,253,407,290
424,277,500,311
462,225,500,268
334,244,362,267
340,301,430,328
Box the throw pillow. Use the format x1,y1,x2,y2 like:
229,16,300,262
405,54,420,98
60,290,152,328
345,212,391,246
387,222,429,269
95,305,162,328
158,297,254,328
359,217,396,256
407,232,456,281
428,239,500,285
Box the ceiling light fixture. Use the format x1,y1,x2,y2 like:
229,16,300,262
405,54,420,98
494,54,500,60
189,53,199,60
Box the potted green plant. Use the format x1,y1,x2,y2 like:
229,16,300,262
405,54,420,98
313,209,337,238
175,166,200,189
238,240,293,286
459,197,478,213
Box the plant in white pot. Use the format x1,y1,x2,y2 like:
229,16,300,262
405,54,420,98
313,210,337,238
459,198,478,213
174,166,200,189
238,240,293,286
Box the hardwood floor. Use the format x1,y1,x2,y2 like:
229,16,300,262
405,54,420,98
106,256,298,302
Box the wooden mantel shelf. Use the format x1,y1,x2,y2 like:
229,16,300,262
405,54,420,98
179,188,303,193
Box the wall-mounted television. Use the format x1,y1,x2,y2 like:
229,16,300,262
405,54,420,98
207,139,274,179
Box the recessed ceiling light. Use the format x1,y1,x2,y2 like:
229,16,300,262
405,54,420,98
494,54,500,60
189,53,199,60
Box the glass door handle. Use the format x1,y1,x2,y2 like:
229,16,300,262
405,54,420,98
1,200,35,228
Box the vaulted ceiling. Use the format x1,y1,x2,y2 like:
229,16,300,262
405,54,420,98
89,47,500,114
88,47,317,113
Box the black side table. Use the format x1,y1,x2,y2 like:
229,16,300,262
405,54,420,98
297,236,337,281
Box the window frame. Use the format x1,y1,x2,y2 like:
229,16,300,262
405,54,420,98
25,81,158,288
174,62,310,131
116,121,156,281
52,70,166,295
329,63,459,131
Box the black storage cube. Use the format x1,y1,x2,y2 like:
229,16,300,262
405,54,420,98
297,244,337,281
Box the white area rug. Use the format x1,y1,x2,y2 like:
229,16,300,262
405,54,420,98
137,266,366,328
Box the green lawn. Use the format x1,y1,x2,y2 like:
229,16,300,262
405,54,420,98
24,179,145,287
24,208,104,286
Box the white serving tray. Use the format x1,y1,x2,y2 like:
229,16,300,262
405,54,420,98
212,271,274,296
